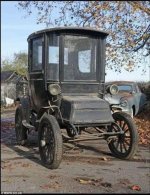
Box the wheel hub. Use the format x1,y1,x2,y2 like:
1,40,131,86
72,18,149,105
40,140,46,147
119,133,125,142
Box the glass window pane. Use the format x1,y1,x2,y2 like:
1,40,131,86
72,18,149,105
78,50,91,73
49,46,59,64
38,46,42,64
47,34,59,80
118,85,132,91
64,48,68,65
64,35,97,81
32,38,43,71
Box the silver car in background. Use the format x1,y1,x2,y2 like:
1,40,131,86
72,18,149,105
105,81,147,117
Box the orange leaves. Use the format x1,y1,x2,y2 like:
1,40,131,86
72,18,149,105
76,177,105,186
101,156,108,161
131,185,141,191
78,178,92,184
76,177,113,189
22,163,32,168
134,104,150,146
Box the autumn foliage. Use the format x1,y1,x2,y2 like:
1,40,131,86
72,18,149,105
17,1,150,73
134,101,150,146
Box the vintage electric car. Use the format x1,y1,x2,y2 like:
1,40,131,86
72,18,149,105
15,27,138,169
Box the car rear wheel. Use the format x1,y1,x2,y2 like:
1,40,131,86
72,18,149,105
15,105,27,145
38,114,63,169
108,112,138,159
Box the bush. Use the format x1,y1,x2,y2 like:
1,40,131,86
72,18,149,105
137,81,150,100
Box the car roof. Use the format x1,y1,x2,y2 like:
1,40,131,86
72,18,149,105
27,27,109,40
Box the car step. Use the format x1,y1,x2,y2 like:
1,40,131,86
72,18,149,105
22,120,35,131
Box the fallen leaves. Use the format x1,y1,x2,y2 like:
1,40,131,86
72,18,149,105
78,179,92,184
46,175,58,179
13,161,23,165
134,104,150,146
101,156,108,161
75,177,112,188
2,179,11,183
118,178,131,186
130,185,141,191
1,163,14,171
40,184,53,189
101,182,112,188
1,160,32,171
76,177,142,192
40,181,60,189
22,163,32,168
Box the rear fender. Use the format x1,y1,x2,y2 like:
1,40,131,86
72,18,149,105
15,96,30,123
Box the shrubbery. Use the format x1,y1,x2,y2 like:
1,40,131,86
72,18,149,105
138,81,150,100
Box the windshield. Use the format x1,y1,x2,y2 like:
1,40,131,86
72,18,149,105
118,85,133,92
63,35,97,81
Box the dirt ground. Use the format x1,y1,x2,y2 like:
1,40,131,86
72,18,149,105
1,109,150,194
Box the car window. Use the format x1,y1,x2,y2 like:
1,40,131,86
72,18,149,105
118,85,133,92
63,35,97,81
32,37,43,71
47,34,59,81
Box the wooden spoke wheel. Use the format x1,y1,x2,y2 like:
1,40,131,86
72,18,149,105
38,114,63,169
108,112,138,159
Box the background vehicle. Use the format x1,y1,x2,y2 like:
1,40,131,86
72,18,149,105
15,27,138,169
105,81,147,117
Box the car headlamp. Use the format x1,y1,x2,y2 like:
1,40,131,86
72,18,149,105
48,84,61,96
107,84,119,95
120,99,128,107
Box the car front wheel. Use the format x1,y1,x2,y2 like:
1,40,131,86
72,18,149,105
108,112,138,159
38,114,63,169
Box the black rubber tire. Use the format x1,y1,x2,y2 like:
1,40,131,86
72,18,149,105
38,114,63,169
108,112,138,159
15,105,27,145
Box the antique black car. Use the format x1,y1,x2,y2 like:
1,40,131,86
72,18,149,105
15,27,138,169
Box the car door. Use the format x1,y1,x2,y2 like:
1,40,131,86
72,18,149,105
28,36,48,112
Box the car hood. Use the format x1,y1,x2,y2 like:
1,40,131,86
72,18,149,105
104,92,133,104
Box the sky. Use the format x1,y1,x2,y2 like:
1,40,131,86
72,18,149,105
1,1,150,82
